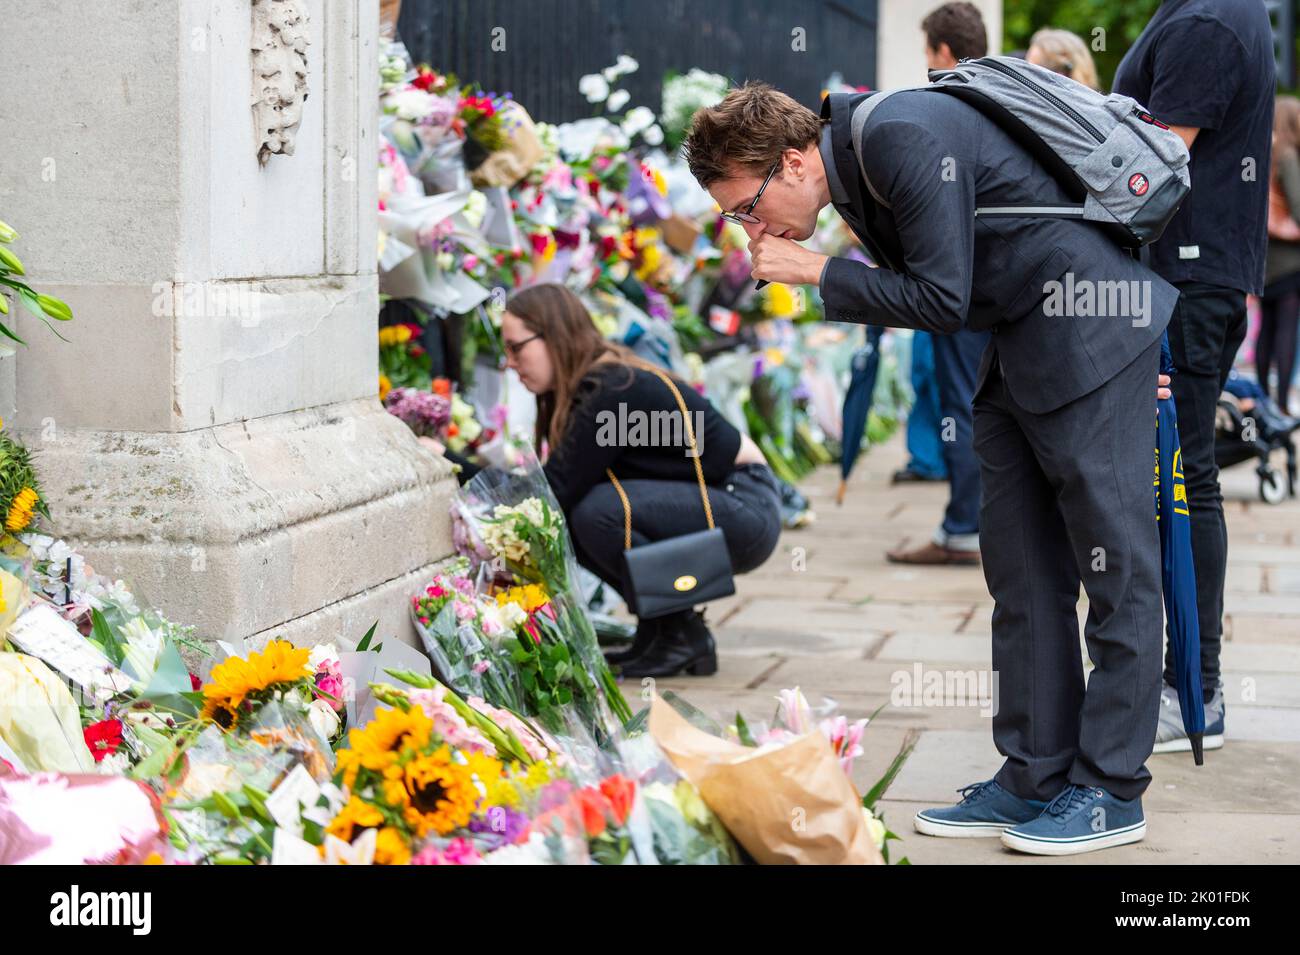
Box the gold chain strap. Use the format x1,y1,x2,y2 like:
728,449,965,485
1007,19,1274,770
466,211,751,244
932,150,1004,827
604,366,714,551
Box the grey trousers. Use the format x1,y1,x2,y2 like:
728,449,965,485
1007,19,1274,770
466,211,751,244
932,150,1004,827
973,337,1162,802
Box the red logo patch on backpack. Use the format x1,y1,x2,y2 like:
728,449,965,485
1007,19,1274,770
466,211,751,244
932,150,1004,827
1128,173,1150,197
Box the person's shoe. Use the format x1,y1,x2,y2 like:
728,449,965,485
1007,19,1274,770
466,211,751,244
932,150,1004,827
1152,684,1226,754
617,610,717,679
891,467,945,484
913,779,1049,838
603,617,663,666
886,540,980,566
1001,784,1145,856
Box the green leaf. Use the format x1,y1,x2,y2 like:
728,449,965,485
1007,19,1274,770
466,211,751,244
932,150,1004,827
212,791,241,820
356,620,379,652
734,712,757,747
89,607,126,667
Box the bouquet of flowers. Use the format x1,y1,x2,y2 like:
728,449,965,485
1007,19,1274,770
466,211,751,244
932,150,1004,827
450,445,631,735
411,562,520,682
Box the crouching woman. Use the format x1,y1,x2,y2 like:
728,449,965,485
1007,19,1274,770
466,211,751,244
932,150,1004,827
501,283,781,678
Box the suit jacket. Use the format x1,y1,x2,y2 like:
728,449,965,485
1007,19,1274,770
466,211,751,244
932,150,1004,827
818,89,1177,414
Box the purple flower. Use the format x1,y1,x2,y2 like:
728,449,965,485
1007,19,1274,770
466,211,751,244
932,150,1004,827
383,387,451,437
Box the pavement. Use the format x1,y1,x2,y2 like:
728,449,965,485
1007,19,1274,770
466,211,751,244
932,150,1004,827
625,429,1300,864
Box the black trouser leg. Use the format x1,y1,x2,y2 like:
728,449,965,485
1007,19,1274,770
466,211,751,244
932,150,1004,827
1165,282,1248,694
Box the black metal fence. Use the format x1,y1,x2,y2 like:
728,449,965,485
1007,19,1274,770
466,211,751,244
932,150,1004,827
397,0,879,124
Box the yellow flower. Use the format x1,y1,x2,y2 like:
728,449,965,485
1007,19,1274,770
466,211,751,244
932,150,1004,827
378,374,391,402
373,826,412,866
336,705,433,790
634,242,663,282
200,639,311,728
403,746,480,837
495,584,549,614
5,487,38,533
394,324,412,343
326,795,385,843
763,283,798,318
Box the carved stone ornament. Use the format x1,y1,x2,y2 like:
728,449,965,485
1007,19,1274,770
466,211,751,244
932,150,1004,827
251,0,310,166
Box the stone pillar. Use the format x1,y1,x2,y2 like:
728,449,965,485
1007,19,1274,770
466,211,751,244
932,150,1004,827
0,0,455,652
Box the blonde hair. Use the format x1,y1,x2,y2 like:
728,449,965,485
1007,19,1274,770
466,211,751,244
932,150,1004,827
1029,28,1099,91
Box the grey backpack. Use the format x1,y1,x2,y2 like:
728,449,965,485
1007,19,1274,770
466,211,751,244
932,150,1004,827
851,56,1191,248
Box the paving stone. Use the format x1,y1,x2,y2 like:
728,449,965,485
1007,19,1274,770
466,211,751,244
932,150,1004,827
876,802,1300,864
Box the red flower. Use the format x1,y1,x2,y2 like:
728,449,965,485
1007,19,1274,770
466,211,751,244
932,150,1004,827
599,774,636,827
574,787,608,838
599,235,617,260
431,378,452,398
189,672,202,692
84,719,124,763
529,232,550,257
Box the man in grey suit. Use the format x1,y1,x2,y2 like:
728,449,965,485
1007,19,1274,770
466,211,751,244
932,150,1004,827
683,80,1176,855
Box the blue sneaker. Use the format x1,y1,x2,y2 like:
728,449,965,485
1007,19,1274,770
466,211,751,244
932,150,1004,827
914,779,1049,838
1001,784,1145,855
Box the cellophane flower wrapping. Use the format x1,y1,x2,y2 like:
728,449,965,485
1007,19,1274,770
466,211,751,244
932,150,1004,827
449,441,630,737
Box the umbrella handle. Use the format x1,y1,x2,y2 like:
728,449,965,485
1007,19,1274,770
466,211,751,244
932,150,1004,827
836,479,847,506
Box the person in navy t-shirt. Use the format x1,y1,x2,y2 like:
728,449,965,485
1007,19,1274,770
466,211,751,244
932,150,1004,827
1113,0,1276,754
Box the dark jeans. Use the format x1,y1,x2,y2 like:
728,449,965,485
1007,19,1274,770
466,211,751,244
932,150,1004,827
933,328,991,539
568,463,782,617
1257,277,1300,415
1166,281,1249,694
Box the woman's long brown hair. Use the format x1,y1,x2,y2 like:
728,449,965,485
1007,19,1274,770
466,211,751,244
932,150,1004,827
504,283,669,455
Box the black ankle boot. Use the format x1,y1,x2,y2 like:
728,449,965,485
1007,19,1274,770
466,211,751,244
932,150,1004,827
617,609,717,678
603,616,662,665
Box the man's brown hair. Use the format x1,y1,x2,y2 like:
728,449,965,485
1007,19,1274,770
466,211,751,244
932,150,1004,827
921,2,988,61
681,81,823,188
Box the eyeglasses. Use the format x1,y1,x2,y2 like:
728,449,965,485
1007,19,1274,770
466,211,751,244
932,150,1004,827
720,158,781,224
503,332,542,358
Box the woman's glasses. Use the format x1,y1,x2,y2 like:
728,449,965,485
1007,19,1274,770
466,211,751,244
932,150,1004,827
503,332,542,358
720,158,781,224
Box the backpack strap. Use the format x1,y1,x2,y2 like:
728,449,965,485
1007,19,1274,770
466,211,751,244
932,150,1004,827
850,86,1087,224
849,88,929,209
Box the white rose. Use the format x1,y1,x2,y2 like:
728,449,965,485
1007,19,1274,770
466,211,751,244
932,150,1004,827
641,124,665,146
497,600,529,629
621,106,655,138
863,807,887,851
308,698,341,742
308,643,340,670
578,73,610,104
605,89,630,112
615,54,639,75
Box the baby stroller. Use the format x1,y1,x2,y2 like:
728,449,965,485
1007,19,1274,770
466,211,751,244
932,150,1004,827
1214,371,1298,504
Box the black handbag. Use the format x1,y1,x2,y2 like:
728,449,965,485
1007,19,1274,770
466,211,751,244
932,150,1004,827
604,367,735,619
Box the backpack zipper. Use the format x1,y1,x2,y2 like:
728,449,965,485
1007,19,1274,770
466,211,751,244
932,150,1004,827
967,57,1105,144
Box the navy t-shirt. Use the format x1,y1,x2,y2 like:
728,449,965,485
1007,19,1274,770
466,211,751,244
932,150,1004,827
1113,0,1275,295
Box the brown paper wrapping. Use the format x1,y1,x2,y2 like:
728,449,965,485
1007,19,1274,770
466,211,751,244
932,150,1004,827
659,213,703,256
470,102,544,189
649,696,883,865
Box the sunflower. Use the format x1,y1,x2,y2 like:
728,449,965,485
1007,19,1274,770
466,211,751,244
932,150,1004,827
373,826,412,866
326,795,385,843
336,705,432,789
200,639,311,728
403,746,480,837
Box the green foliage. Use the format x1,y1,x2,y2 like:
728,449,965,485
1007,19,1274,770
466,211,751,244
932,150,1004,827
0,217,74,347
1002,0,1163,91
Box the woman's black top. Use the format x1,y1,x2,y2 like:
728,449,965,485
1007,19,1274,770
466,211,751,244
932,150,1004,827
542,363,742,513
